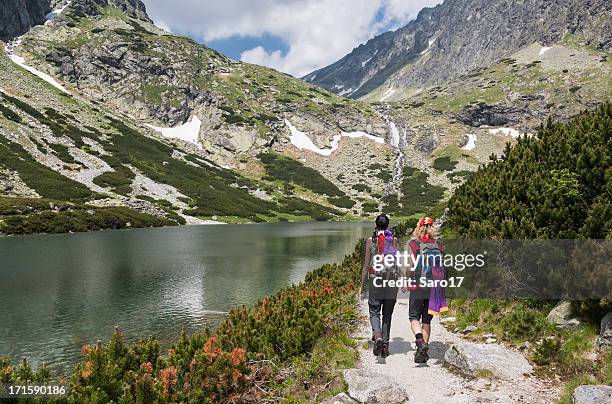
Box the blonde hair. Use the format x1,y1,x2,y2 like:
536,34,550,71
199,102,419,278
413,224,436,239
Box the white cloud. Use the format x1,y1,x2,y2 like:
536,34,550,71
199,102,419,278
142,0,442,77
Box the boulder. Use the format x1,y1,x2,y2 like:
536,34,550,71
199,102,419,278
572,385,612,404
444,341,532,380
597,312,612,350
463,325,478,333
562,318,583,329
547,301,580,329
343,369,409,403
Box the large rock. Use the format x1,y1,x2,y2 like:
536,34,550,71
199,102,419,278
597,312,612,350
444,341,532,380
547,301,573,323
572,385,612,404
343,369,409,403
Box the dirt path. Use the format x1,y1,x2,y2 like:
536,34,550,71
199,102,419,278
352,291,561,403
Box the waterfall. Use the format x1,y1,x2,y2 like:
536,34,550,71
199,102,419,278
381,112,407,195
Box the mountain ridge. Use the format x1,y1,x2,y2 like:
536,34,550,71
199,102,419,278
304,0,611,100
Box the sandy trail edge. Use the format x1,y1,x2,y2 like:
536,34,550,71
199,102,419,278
352,291,561,403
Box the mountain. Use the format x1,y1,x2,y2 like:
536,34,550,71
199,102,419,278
0,0,402,233
0,0,51,40
304,0,611,100
1,0,609,234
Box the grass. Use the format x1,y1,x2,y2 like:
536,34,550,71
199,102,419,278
474,369,494,379
142,83,182,107
433,144,479,165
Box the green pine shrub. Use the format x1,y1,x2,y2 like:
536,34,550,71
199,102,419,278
448,103,611,239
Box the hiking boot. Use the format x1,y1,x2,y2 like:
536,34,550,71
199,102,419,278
414,341,429,363
373,338,384,356
381,343,390,358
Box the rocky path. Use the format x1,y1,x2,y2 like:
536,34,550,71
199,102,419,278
336,291,561,403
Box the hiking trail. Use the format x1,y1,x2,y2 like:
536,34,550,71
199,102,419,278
336,291,562,403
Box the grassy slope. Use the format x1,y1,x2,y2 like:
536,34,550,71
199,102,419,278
0,45,353,233
14,3,387,219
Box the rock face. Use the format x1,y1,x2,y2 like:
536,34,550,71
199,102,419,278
20,0,385,168
572,385,612,404
597,312,612,350
304,0,612,99
0,0,51,40
343,368,409,403
69,0,151,22
444,341,533,380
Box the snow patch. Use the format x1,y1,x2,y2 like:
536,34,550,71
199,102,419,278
5,40,70,94
46,1,72,22
285,119,384,157
539,46,552,56
380,87,396,102
489,127,534,139
361,57,372,67
333,84,345,90
341,131,385,145
462,134,477,151
148,116,202,148
338,87,354,96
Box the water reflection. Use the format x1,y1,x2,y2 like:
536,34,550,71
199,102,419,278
0,221,371,372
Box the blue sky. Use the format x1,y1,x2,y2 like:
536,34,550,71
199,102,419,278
143,0,442,77
205,34,290,62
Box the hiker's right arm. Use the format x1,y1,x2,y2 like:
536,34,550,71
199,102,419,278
360,238,371,294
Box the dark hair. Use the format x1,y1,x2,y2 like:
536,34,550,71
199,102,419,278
375,214,390,230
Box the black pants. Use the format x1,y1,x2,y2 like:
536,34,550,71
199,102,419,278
408,296,433,325
368,294,396,344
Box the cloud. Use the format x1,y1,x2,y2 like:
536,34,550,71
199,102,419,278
142,0,442,77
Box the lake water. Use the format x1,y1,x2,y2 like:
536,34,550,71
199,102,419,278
0,221,372,372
